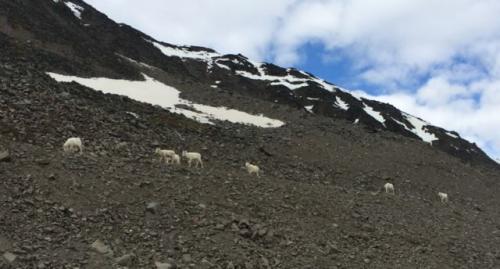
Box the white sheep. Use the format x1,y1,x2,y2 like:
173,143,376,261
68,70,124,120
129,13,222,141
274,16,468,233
384,182,394,194
169,154,181,165
438,192,448,203
155,148,176,163
63,137,83,153
245,162,260,177
182,151,203,168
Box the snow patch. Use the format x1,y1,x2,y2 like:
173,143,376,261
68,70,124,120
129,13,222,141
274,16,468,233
215,61,231,70
335,97,349,110
363,104,386,126
151,41,219,61
47,73,284,128
210,85,218,88
270,81,308,90
64,2,84,19
125,111,139,119
396,113,439,144
305,105,314,113
236,67,337,93
446,131,459,138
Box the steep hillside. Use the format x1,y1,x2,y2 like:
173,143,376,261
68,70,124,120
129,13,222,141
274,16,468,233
0,0,496,166
1,1,500,268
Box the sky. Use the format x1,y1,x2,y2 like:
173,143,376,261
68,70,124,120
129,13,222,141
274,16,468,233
85,0,500,160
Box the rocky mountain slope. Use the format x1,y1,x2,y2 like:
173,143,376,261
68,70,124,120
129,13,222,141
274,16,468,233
1,0,500,268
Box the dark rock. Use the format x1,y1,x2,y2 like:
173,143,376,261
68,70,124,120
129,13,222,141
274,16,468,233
146,202,159,214
0,151,11,162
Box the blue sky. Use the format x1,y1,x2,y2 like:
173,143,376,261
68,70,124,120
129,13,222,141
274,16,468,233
86,0,500,160
288,42,380,94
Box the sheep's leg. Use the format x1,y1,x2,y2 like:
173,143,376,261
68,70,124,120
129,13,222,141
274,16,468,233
188,159,192,167
257,171,260,178
199,159,203,168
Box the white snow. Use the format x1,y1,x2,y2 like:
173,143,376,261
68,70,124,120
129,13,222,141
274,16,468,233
210,85,218,88
305,105,314,113
148,39,342,93
353,118,359,124
335,96,349,110
125,111,139,119
215,80,221,84
395,113,439,144
47,72,284,128
363,104,386,126
151,41,219,61
64,2,84,19
270,81,308,90
236,68,337,93
446,131,459,138
215,62,231,70
306,97,320,101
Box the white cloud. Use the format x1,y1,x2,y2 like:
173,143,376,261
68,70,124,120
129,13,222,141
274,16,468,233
356,76,500,159
85,0,297,60
84,0,500,159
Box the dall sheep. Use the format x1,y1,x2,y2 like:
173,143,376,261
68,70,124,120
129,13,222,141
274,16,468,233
170,154,181,165
182,151,203,168
63,137,83,153
384,183,394,194
438,192,448,203
245,162,260,177
155,148,176,163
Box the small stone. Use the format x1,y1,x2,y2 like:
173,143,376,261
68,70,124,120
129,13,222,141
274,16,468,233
239,228,251,237
48,174,56,181
258,228,268,236
3,251,16,263
115,253,135,266
36,158,50,166
182,254,192,262
146,202,159,214
91,239,113,256
226,261,235,269
155,261,174,269
0,235,12,252
261,257,270,267
244,261,254,269
0,151,11,162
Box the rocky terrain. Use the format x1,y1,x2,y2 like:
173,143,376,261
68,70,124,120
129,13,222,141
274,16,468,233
1,0,500,268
